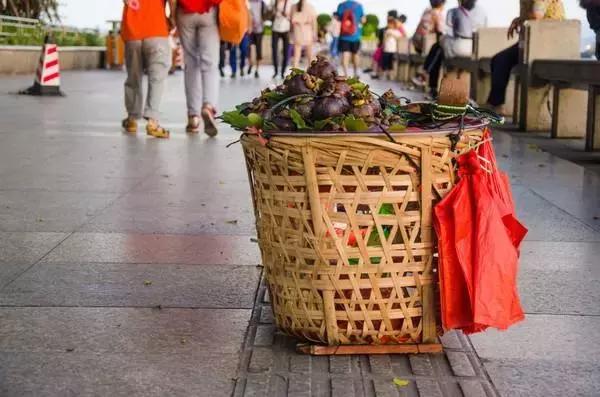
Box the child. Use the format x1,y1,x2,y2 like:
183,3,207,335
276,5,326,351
381,12,406,80
120,0,175,138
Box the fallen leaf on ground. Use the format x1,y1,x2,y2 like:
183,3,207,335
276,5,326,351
143,280,152,286
393,378,409,387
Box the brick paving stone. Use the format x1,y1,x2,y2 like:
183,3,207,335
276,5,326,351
254,325,276,346
288,374,311,397
243,376,269,397
259,306,275,324
369,355,393,374
372,378,400,397
289,354,311,373
440,331,464,350
415,380,443,397
446,351,477,377
331,378,355,397
459,380,489,397
248,348,274,373
329,355,352,374
409,355,434,376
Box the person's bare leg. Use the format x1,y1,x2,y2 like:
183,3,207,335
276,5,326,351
292,44,302,69
341,51,350,76
305,44,314,66
351,52,359,76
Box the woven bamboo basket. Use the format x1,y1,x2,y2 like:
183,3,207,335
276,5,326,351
242,125,486,346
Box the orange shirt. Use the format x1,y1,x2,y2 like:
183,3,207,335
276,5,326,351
121,0,170,41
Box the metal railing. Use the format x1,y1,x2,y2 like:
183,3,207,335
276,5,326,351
0,14,102,45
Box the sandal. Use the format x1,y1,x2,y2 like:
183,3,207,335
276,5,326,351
186,115,201,133
121,118,138,134
201,106,218,137
146,122,170,139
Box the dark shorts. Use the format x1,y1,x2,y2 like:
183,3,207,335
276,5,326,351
250,32,264,60
381,52,395,71
338,39,361,54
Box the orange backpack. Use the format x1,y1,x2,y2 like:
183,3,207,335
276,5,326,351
219,0,249,44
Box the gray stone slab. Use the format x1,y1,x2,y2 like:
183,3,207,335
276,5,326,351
0,351,239,397
470,314,600,397
0,307,250,354
518,241,600,315
0,262,32,287
0,190,118,232
511,186,600,242
81,192,256,235
0,262,260,308
44,232,261,265
0,231,67,264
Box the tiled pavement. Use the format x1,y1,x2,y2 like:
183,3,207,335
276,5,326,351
233,282,498,397
0,70,599,396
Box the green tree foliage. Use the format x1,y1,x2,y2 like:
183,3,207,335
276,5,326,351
317,13,332,32
1,0,60,22
362,13,379,38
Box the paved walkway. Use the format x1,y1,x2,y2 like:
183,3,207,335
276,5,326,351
0,70,598,397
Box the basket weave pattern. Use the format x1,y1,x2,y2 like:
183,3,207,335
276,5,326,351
242,132,480,345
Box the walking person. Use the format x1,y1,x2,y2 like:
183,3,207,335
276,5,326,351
328,12,341,59
229,33,251,78
486,0,565,113
248,0,267,78
176,0,222,136
271,0,293,78
291,0,318,68
336,0,365,76
121,0,175,138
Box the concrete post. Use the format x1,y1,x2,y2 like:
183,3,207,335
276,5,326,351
551,85,588,138
519,20,581,132
587,85,600,151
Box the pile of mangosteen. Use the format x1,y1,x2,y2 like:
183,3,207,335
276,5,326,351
221,56,408,133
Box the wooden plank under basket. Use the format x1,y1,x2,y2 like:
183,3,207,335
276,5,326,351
242,128,484,350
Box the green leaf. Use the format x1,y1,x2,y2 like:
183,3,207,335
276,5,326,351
379,204,395,215
314,118,332,131
347,77,360,85
221,110,251,130
263,91,287,103
351,82,367,91
263,120,277,131
388,123,407,132
393,378,409,387
344,116,369,132
289,109,309,130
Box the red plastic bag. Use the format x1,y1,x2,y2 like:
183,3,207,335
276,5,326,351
434,133,526,334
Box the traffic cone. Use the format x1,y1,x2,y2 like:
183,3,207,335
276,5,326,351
20,35,64,96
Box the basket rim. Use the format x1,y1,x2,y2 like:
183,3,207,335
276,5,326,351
258,120,490,138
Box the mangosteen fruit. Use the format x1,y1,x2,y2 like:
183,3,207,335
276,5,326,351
352,103,375,120
271,116,296,131
334,77,352,97
307,55,337,80
284,74,315,96
312,95,350,120
292,100,315,120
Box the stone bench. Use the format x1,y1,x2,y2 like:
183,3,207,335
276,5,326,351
531,59,600,151
518,20,582,132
